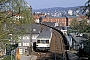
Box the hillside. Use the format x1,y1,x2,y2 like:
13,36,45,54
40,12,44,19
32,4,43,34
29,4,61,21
33,6,84,16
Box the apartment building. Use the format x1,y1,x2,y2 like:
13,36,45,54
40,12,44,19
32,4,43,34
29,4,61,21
42,15,80,26
33,15,80,26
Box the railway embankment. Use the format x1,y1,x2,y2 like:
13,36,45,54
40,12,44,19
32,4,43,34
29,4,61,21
66,51,79,60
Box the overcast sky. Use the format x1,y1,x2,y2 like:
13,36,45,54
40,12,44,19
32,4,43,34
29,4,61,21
25,0,87,10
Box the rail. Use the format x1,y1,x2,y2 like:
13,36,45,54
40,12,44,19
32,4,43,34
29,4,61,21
40,23,67,60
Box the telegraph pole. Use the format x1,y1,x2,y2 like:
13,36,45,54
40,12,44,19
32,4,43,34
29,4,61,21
25,1,32,55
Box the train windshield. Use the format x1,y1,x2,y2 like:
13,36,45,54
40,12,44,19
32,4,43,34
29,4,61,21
41,40,46,44
40,40,49,44
37,40,49,44
46,40,49,43
37,40,40,43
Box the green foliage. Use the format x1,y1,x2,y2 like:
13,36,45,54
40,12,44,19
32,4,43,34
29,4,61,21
0,0,8,4
70,18,79,30
70,19,90,33
83,36,90,53
70,18,90,53
78,19,88,33
82,0,90,19
83,25,90,33
2,55,11,60
0,0,33,49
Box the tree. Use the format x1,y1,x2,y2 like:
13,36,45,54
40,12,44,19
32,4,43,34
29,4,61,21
78,19,88,33
70,18,90,33
70,18,79,30
0,0,33,37
0,0,33,51
82,0,90,19
0,0,7,4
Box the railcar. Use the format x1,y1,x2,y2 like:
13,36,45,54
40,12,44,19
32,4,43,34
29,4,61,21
36,27,52,51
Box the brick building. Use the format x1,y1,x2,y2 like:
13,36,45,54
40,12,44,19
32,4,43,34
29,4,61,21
33,15,81,26
42,15,80,26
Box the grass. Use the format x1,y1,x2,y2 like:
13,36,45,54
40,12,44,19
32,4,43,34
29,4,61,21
2,55,11,60
2,55,15,60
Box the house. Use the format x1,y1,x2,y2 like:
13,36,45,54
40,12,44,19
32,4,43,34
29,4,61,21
68,33,87,50
42,22,58,27
55,26,70,36
31,23,41,42
55,26,62,31
60,26,70,35
18,35,30,55
18,23,41,55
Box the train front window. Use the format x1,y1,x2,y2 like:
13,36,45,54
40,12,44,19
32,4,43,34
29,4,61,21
46,40,49,44
37,40,40,43
41,40,46,44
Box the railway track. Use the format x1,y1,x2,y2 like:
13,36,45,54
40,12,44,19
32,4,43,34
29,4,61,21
35,51,63,60
32,29,66,60
52,29,66,60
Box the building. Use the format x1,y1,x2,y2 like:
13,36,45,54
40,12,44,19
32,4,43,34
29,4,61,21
68,10,73,16
18,35,30,55
38,15,80,26
33,14,86,26
18,23,41,55
42,22,58,27
68,33,87,50
31,23,41,42
55,26,70,36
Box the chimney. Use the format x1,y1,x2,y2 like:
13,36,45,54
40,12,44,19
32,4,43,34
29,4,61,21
39,17,42,24
66,17,68,26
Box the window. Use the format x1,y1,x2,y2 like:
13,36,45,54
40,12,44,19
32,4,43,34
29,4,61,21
46,40,49,44
18,43,21,46
23,36,29,40
23,43,29,46
37,40,40,43
19,49,23,54
26,37,29,39
33,29,36,31
41,40,46,44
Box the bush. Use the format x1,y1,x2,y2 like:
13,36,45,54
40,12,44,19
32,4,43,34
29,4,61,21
2,55,11,60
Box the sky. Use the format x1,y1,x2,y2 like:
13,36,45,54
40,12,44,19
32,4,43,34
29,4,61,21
25,0,87,10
